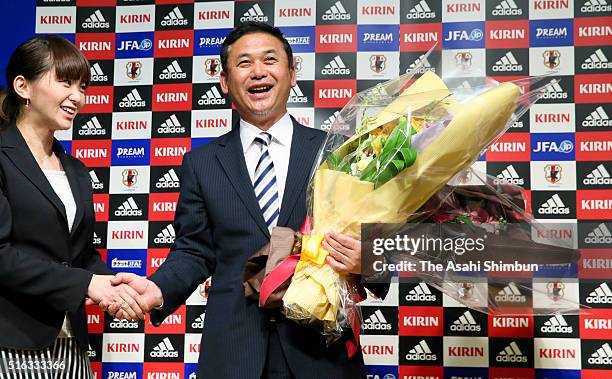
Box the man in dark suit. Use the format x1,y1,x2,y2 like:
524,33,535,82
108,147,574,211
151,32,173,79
112,22,369,378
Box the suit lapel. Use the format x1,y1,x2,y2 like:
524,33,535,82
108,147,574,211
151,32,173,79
277,120,321,227
1,124,68,223
56,143,85,237
216,126,271,237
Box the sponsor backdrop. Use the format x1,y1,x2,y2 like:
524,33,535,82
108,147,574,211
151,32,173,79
11,0,611,378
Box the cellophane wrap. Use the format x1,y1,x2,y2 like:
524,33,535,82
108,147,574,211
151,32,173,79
282,50,566,344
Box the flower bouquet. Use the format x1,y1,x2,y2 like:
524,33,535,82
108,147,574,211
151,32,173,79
244,49,561,348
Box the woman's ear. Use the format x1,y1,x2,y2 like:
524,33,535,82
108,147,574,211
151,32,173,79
12,75,30,102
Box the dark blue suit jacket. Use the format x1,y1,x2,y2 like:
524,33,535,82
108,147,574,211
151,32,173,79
149,119,366,378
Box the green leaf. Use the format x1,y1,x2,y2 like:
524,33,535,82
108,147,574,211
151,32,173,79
374,169,394,188
359,159,378,181
391,159,405,171
379,117,407,157
326,153,341,169
399,148,417,166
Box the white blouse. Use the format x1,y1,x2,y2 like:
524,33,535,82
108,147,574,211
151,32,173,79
42,169,77,232
43,169,77,337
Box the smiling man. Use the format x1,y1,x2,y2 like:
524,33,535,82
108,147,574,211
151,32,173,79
110,23,368,378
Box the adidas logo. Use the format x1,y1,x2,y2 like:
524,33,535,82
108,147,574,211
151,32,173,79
585,223,612,244
408,54,435,74
288,84,308,104
538,194,570,215
362,309,392,331
78,116,106,137
191,313,205,329
581,0,612,14
450,310,481,332
540,80,568,100
405,282,437,302
405,340,437,361
582,106,611,127
583,164,612,185
511,118,524,128
154,223,176,244
457,80,472,90
159,60,187,80
87,344,96,357
496,341,528,363
541,314,573,334
492,0,523,16
320,111,340,131
82,9,109,29
114,197,143,217
158,114,185,134
161,6,188,27
109,317,139,329
406,0,436,20
240,3,268,23
118,89,146,108
582,48,611,70
92,232,102,245
494,282,526,303
322,1,351,21
198,86,225,106
156,168,180,189
494,165,524,185
588,342,612,365
89,170,103,190
492,51,523,72
586,282,612,304
321,56,350,76
90,63,108,82
150,337,179,358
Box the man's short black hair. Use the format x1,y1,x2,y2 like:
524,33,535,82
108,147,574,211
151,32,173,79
220,22,293,72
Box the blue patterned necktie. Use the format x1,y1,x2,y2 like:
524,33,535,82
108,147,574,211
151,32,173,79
253,132,279,230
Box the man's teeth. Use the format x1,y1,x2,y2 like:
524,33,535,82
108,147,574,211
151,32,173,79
250,86,271,93
61,106,75,114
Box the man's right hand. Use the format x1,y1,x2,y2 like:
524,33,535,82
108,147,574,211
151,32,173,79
109,273,164,319
86,274,147,321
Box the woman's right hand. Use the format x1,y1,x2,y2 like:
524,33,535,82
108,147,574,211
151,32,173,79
86,274,147,321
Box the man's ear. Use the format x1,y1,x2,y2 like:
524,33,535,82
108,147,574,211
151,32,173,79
290,66,297,88
12,75,30,101
219,70,229,95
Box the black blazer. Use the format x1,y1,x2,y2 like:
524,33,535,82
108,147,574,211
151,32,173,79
149,119,367,378
0,123,111,350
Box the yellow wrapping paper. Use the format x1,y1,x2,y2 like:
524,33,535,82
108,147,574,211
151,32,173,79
283,71,521,323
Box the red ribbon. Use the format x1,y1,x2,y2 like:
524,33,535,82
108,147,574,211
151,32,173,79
259,254,300,307
262,216,364,358
345,283,365,358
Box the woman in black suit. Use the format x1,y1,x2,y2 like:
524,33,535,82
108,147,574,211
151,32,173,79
0,36,145,378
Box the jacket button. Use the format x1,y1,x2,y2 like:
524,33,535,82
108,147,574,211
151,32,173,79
61,261,70,267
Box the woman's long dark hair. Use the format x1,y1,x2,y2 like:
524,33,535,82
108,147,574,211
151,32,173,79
0,35,90,126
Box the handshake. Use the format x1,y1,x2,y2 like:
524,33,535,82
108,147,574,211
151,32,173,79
85,273,163,321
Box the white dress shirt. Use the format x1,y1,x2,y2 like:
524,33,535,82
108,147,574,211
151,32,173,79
240,112,293,211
